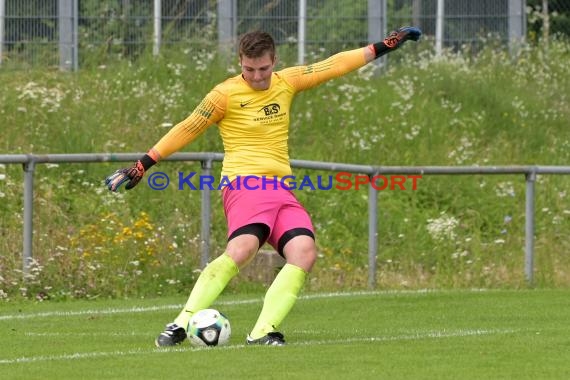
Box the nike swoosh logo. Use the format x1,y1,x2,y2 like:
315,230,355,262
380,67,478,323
240,99,254,108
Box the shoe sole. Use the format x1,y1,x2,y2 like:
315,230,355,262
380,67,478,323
155,338,184,347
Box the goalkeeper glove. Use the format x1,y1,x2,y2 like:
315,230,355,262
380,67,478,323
105,153,156,192
372,26,422,59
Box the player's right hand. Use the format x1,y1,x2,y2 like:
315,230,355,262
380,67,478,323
105,153,158,192
105,160,146,192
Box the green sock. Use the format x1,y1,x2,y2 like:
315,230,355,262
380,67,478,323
174,253,239,330
249,263,307,339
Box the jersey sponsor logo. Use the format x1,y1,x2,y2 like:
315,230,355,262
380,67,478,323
259,103,280,116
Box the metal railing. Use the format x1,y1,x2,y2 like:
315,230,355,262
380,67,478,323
1,152,569,287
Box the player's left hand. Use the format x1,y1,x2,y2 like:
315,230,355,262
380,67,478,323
383,27,422,49
371,26,422,59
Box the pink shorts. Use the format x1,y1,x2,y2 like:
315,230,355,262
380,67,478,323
222,177,314,251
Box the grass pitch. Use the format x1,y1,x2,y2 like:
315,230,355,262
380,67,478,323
1,289,569,379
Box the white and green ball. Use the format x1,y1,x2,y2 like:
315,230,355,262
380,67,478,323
187,309,231,347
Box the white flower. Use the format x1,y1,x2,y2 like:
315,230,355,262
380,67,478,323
426,212,459,241
495,181,515,197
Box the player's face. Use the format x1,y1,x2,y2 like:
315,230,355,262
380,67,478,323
240,52,276,91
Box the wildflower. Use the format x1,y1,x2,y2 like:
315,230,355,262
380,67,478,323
495,182,515,197
452,250,469,259
448,136,475,164
426,212,459,241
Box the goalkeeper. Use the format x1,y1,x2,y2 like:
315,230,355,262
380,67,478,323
106,27,421,346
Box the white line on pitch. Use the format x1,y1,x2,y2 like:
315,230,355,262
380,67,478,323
0,289,487,321
24,331,150,337
0,328,516,365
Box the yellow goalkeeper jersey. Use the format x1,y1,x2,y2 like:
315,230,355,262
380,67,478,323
152,47,368,182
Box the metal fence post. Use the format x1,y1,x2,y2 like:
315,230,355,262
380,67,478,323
0,0,5,66
525,170,537,286
200,159,213,268
508,0,526,53
435,0,445,56
368,0,386,68
58,0,78,71
297,0,306,64
22,157,36,276
368,176,379,288
153,0,161,56
217,0,237,55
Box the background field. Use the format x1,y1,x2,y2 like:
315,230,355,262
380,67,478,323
1,37,570,299
1,289,569,379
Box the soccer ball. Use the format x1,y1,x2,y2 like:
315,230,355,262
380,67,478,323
187,309,231,347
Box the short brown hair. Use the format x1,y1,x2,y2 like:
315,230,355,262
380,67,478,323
238,31,276,60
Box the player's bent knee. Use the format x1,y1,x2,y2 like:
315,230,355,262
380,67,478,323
280,229,317,272
226,223,270,267
226,235,260,268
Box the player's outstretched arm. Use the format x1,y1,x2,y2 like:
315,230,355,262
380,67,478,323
365,26,422,62
104,90,224,192
282,26,422,90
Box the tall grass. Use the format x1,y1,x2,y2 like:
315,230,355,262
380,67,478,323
1,40,569,300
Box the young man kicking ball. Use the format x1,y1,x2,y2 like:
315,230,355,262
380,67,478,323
106,26,421,346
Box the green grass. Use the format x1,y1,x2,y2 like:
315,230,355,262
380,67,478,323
1,289,569,379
